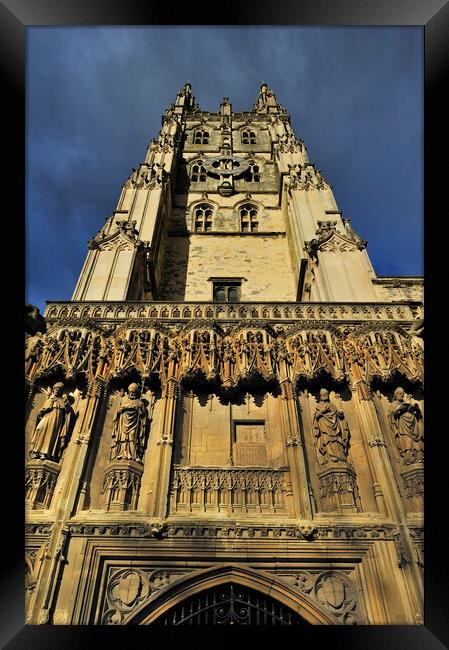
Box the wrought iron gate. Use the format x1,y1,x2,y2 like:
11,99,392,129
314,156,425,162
154,582,308,625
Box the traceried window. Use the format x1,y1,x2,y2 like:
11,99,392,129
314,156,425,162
239,203,259,232
193,203,213,232
213,281,241,302
244,161,261,182
193,129,209,144
190,160,207,182
241,129,257,145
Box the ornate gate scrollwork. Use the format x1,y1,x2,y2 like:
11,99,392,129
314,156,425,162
154,582,308,625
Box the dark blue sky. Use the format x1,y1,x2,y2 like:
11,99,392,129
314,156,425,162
26,26,423,313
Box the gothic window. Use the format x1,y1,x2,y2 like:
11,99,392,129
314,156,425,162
239,203,259,232
213,281,241,302
241,129,257,145
193,203,214,232
190,159,207,182
193,129,209,144
244,161,261,182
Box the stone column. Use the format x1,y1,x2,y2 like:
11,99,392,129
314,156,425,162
278,377,312,519
147,376,179,518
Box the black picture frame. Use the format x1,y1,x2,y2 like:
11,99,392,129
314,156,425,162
4,0,447,647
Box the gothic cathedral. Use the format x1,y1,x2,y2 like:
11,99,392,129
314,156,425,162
25,83,424,625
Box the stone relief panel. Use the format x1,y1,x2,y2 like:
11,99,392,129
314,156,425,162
269,569,361,624
101,567,194,624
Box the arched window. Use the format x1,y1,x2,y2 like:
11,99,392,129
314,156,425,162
244,161,261,182
193,129,209,144
193,203,213,232
241,129,257,145
190,159,207,182
239,203,259,232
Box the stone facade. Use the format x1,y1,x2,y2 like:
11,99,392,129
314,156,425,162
25,83,424,625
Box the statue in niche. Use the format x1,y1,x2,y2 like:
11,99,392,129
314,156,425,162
388,387,423,465
110,383,147,462
313,388,350,464
29,382,71,462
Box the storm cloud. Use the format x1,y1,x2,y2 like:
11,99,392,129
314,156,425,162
26,26,423,312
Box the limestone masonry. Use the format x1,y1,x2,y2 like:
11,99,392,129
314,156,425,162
25,83,424,625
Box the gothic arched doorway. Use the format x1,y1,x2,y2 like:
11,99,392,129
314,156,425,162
153,582,309,625
126,565,337,625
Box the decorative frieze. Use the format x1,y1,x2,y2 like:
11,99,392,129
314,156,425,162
44,300,422,324
25,523,53,536
64,521,393,540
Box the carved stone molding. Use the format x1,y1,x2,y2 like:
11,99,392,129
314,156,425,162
102,567,186,624
63,521,394,541
317,463,362,513
275,569,360,624
25,523,53,536
401,464,424,512
25,459,61,510
45,300,422,325
101,460,143,511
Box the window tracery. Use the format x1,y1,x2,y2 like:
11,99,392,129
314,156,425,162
241,129,257,145
193,129,209,144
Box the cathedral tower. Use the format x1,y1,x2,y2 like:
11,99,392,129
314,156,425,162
25,83,424,625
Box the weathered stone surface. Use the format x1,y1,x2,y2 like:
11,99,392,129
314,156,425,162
26,82,423,626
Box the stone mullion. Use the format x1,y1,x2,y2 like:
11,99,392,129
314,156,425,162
27,374,106,625
147,377,179,518
278,376,312,520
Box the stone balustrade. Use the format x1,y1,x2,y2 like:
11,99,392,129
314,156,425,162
170,465,290,516
44,300,423,325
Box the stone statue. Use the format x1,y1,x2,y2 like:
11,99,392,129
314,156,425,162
313,389,350,464
29,382,71,462
110,383,147,462
388,387,423,465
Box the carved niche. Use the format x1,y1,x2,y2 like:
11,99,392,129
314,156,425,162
313,389,362,513
101,383,149,511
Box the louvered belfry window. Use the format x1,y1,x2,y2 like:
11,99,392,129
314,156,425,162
239,203,259,232
191,160,207,182
245,161,261,182
194,204,213,232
